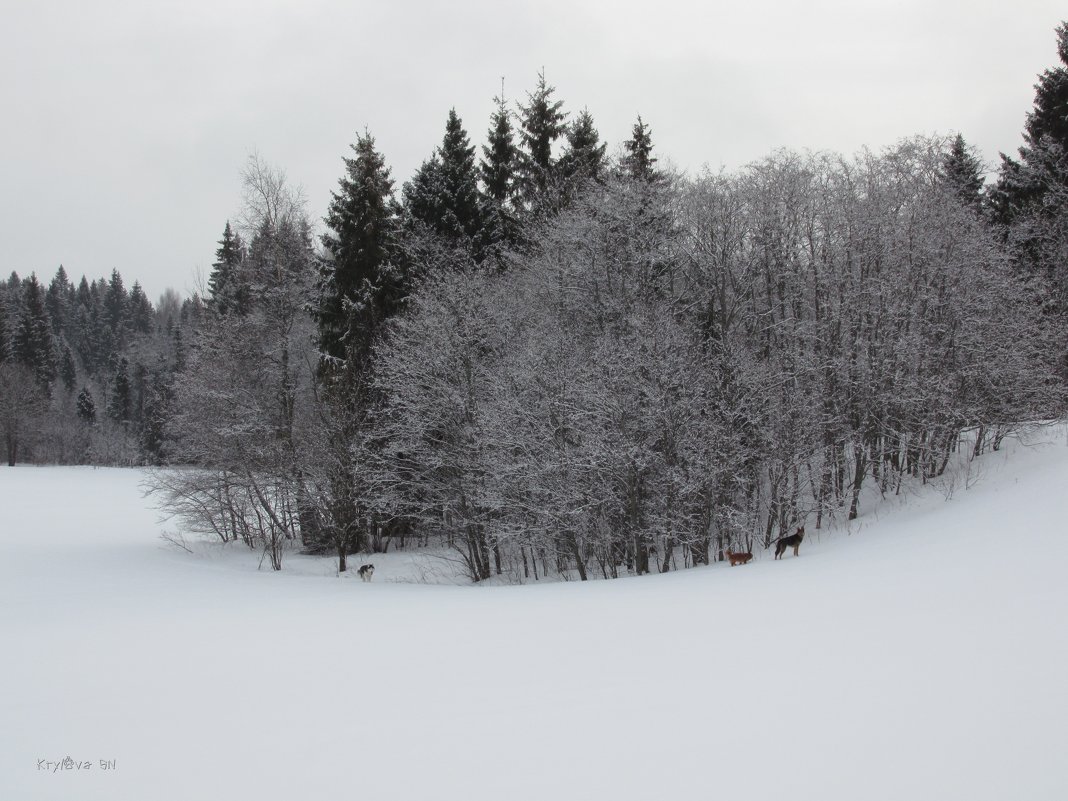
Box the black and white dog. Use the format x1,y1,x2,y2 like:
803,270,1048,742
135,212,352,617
357,564,375,582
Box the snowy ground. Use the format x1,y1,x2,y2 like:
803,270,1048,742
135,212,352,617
2,429,1068,800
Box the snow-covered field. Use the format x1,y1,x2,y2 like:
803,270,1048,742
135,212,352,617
2,430,1068,801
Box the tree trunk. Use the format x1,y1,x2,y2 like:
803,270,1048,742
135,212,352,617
337,540,347,573
848,443,867,520
571,536,588,581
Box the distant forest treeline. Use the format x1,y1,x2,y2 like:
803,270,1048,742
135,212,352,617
0,267,199,465
3,23,1068,580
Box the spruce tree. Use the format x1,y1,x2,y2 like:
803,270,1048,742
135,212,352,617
559,108,607,184
59,345,76,393
438,108,483,242
555,108,607,210
173,326,186,373
1024,22,1068,154
940,134,984,211
516,70,567,209
131,360,148,426
208,221,249,315
75,275,91,309
46,266,70,334
108,356,131,422
77,386,96,424
991,21,1068,223
72,278,102,376
13,274,56,389
622,115,658,182
103,269,127,332
0,292,8,363
317,131,402,366
403,109,483,258
481,91,518,206
127,282,154,334
140,377,168,464
403,155,446,234
479,89,521,258
989,19,1068,336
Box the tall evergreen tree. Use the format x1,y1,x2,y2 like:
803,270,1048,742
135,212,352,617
75,275,91,309
103,269,127,332
403,109,483,260
516,70,567,209
991,21,1068,224
559,108,607,184
127,282,154,334
317,131,402,366
402,155,446,235
208,221,249,315
0,292,9,363
13,274,56,389
6,273,24,331
479,89,521,258
1024,22,1068,154
622,115,658,182
46,266,70,334
71,277,101,375
77,386,96,424
437,108,483,242
940,134,985,211
59,344,77,393
989,19,1068,347
172,326,186,373
481,90,518,206
108,356,131,423
139,371,170,463
555,108,608,211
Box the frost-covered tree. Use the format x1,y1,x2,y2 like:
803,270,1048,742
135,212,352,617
991,22,1068,222
479,89,521,259
402,155,445,234
317,132,402,367
127,282,154,334
437,108,483,243
103,269,126,332
13,274,56,390
621,115,657,182
0,290,9,363
558,108,606,185
367,140,1060,583
0,362,43,466
940,133,984,211
208,221,249,315
989,20,1068,371
108,356,131,423
481,91,517,205
58,344,76,393
403,109,485,271
153,156,321,570
45,265,71,334
516,70,567,210
77,386,97,424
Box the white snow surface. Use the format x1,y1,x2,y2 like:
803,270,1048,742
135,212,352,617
2,430,1068,800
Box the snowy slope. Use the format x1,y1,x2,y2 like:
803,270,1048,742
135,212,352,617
1,429,1067,801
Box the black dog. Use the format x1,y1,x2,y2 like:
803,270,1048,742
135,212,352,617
357,564,375,582
773,527,805,560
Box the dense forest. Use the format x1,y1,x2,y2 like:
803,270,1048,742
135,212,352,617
4,22,1068,581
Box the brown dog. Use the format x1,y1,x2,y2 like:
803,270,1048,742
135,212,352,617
726,550,753,566
773,526,805,560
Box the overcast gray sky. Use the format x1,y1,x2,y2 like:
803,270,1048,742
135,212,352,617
2,0,1064,300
